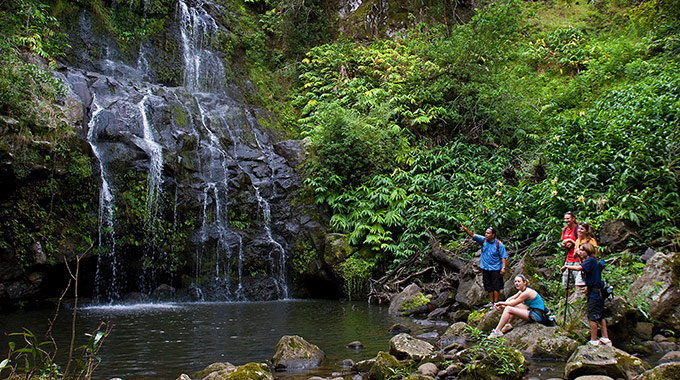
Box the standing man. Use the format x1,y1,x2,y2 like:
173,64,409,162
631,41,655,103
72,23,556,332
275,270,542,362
561,211,580,293
460,223,508,307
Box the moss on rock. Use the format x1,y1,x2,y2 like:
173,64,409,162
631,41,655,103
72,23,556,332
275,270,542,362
398,292,430,313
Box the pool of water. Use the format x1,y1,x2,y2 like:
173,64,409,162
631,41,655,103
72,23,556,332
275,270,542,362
0,300,415,380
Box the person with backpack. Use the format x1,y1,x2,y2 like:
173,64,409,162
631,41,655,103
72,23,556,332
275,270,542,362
561,242,612,346
488,274,550,338
460,223,507,307
561,211,581,293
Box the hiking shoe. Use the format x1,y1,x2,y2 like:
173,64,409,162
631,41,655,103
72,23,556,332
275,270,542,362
483,302,494,308
501,323,513,333
599,337,612,346
588,340,600,346
487,330,503,339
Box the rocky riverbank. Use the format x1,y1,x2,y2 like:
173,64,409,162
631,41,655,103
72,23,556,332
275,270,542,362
176,248,680,380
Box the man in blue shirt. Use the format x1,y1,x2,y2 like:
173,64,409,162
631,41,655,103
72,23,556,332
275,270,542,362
460,223,508,307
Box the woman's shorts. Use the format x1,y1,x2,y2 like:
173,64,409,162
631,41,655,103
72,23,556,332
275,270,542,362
528,309,544,323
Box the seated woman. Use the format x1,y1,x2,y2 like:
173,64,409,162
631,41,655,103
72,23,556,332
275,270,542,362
488,274,547,338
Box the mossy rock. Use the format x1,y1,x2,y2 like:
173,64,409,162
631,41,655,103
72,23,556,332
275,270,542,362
193,362,235,380
368,351,409,380
203,363,272,380
398,292,430,315
633,362,680,380
270,335,325,369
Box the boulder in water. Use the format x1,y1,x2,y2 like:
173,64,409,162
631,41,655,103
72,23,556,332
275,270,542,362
193,363,237,380
389,333,434,361
203,363,272,380
388,284,423,315
389,323,411,335
565,345,650,380
152,284,176,300
271,335,325,370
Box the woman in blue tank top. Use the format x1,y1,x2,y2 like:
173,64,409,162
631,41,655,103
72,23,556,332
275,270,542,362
488,274,547,338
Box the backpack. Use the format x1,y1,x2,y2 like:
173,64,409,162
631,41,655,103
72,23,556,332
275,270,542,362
563,224,578,239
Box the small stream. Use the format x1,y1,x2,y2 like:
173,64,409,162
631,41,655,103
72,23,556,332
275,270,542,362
0,300,568,380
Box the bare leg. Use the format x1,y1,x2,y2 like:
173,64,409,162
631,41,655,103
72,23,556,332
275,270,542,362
589,320,598,341
494,306,531,332
600,318,609,339
488,291,495,304
492,290,500,303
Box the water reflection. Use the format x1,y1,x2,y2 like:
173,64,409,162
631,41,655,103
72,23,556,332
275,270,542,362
1,300,411,380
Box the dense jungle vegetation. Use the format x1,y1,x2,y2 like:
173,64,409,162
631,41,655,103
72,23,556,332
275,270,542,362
291,0,680,296
0,0,679,299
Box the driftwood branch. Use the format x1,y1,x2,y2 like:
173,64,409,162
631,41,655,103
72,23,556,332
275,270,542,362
425,227,464,271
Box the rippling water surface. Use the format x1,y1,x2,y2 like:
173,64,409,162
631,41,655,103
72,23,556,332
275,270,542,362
1,300,413,379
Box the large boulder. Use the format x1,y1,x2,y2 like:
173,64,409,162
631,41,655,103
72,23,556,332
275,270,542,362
599,219,637,251
270,335,325,370
389,333,434,361
472,308,502,332
454,255,488,308
632,362,680,380
628,252,680,331
503,324,580,359
565,345,650,380
439,322,468,348
502,253,545,298
389,284,426,316
324,233,351,267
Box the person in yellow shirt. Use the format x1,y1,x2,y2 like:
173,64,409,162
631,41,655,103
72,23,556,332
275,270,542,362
569,222,598,291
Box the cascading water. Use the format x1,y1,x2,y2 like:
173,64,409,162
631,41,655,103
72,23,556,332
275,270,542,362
135,94,164,291
177,0,289,299
87,95,120,302
62,0,299,302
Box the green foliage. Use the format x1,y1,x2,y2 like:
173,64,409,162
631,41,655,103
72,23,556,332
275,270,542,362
339,254,374,300
293,0,680,295
460,326,527,379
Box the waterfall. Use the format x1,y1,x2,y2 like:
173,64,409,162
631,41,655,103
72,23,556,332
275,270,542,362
61,0,296,302
135,94,164,291
178,0,289,299
87,95,120,302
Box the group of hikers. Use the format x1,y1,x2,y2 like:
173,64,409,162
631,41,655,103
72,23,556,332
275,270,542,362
459,210,612,346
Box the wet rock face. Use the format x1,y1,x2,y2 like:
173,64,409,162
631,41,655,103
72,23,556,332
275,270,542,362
44,0,326,302
270,335,326,370
565,345,650,380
